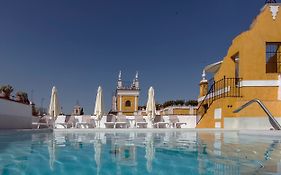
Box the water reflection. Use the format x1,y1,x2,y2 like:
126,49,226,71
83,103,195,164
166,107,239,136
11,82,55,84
0,131,281,175
144,132,153,173
48,133,55,170
94,134,102,175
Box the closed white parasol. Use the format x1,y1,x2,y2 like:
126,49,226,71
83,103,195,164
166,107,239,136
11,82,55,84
146,87,156,128
48,86,61,122
94,86,104,128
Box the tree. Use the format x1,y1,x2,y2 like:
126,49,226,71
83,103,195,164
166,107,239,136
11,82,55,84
0,85,14,99
80,108,84,115
185,100,198,106
162,100,175,108
156,103,163,110
175,100,185,106
16,91,30,104
138,106,146,110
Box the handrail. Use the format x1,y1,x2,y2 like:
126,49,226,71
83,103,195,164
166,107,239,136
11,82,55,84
196,83,215,124
233,99,281,130
197,77,242,124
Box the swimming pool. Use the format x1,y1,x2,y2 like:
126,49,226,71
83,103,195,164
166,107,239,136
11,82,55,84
0,130,280,175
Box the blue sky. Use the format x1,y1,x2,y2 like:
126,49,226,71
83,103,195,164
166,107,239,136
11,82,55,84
0,0,266,114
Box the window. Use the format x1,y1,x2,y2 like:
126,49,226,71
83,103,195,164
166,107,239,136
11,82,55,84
266,42,281,73
231,53,240,86
231,53,239,77
125,100,131,107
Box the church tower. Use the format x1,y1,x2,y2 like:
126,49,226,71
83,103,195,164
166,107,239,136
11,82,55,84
113,71,140,116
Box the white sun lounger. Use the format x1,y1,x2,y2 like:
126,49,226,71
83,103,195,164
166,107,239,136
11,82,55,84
55,115,67,129
32,116,52,129
66,116,76,128
169,115,187,128
135,115,147,128
154,115,170,128
75,116,87,128
75,116,94,128
104,115,116,128
115,115,128,128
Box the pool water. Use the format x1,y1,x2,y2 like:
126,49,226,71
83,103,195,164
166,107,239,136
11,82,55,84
0,130,280,175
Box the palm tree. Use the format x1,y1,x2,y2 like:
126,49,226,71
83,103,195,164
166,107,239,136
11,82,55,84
0,85,13,99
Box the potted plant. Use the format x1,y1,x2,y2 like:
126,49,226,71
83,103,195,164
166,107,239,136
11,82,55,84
0,85,14,99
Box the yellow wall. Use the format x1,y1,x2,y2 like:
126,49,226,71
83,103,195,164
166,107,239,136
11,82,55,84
173,109,189,115
117,95,138,115
197,5,281,128
214,6,281,82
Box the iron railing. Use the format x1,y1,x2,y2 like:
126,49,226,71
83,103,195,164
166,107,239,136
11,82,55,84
197,76,242,124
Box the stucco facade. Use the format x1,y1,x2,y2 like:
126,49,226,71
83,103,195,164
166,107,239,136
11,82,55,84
197,4,281,129
113,71,140,116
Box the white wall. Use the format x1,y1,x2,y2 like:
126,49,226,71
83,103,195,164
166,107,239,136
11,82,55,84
0,99,32,129
224,117,281,130
179,115,197,128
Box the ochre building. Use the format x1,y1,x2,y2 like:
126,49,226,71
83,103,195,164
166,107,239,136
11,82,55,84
112,71,140,116
197,3,281,129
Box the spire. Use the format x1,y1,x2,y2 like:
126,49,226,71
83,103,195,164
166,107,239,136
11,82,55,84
202,70,206,81
135,71,138,80
200,70,208,83
118,70,122,80
134,71,139,89
117,70,123,89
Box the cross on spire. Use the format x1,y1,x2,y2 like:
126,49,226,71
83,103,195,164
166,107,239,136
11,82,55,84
266,0,277,3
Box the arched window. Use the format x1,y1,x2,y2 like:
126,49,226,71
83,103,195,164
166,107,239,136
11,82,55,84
125,100,131,107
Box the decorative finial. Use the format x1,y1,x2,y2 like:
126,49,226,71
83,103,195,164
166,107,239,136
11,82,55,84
202,70,206,81
135,71,139,79
118,71,122,80
270,5,279,20
266,0,277,3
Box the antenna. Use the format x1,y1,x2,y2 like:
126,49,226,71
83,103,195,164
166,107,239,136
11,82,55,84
76,100,80,106
31,89,34,102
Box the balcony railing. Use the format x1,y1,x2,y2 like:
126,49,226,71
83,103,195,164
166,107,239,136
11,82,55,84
197,76,242,124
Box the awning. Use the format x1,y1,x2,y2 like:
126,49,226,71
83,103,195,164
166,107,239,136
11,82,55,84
204,61,223,74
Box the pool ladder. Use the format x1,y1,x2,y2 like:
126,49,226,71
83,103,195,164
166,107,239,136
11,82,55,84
233,99,281,130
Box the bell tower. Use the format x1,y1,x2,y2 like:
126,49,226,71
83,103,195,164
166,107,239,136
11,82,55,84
114,71,140,116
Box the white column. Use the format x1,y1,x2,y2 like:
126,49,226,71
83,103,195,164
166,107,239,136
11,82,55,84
277,75,281,100
134,96,137,111
120,96,122,111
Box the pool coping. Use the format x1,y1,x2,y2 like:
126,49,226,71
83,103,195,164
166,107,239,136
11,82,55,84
54,128,281,136
54,128,240,133
1,128,280,137
0,128,53,134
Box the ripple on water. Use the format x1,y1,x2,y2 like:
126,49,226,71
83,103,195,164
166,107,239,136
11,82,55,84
0,131,281,175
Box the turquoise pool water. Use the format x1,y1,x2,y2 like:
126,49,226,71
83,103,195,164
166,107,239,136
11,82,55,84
0,130,280,175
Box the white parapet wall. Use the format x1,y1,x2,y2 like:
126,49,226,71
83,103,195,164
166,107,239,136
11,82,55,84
179,115,197,128
0,98,32,129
